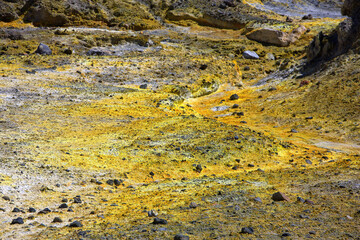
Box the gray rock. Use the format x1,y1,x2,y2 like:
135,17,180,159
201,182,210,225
243,50,259,59
69,221,83,227
266,53,275,60
272,192,290,201
148,209,158,217
35,43,52,55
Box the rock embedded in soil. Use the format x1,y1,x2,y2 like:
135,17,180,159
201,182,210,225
229,94,239,100
11,217,24,225
174,234,190,240
73,196,82,203
148,209,158,217
12,207,21,212
272,192,290,201
106,179,114,186
35,43,52,55
39,208,51,214
241,227,254,234
28,207,36,213
52,217,63,223
59,203,68,208
153,217,168,225
2,196,10,201
243,50,259,59
282,232,291,237
69,221,83,227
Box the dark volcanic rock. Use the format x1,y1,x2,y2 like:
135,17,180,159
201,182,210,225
69,221,83,227
11,217,24,225
2,196,10,201
241,227,254,234
59,203,68,208
28,207,36,213
153,217,168,225
272,192,290,201
35,43,52,55
307,0,360,62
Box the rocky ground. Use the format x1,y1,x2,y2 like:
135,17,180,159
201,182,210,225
0,0,359,240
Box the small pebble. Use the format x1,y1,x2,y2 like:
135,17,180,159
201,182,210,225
69,221,83,227
73,197,82,203
12,207,21,213
153,217,168,225
59,203,68,208
282,232,291,237
52,217,63,223
28,207,36,213
2,196,10,201
148,209,158,217
114,179,122,186
229,94,239,100
10,217,24,225
241,227,254,234
189,202,198,208
106,180,114,186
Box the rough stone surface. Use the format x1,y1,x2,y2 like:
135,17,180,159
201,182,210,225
247,28,292,47
243,50,259,59
35,43,52,55
272,192,290,201
247,26,307,47
307,0,360,62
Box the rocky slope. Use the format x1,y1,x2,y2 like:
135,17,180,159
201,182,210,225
0,0,359,240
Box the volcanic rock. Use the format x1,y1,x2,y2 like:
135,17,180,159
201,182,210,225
272,192,290,201
11,217,24,225
242,50,259,59
35,43,52,55
307,0,360,62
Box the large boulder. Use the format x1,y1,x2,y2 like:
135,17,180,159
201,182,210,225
247,28,292,47
24,2,68,27
246,25,307,47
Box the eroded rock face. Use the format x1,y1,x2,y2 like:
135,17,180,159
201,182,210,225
1,0,161,30
0,2,19,22
307,0,360,62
